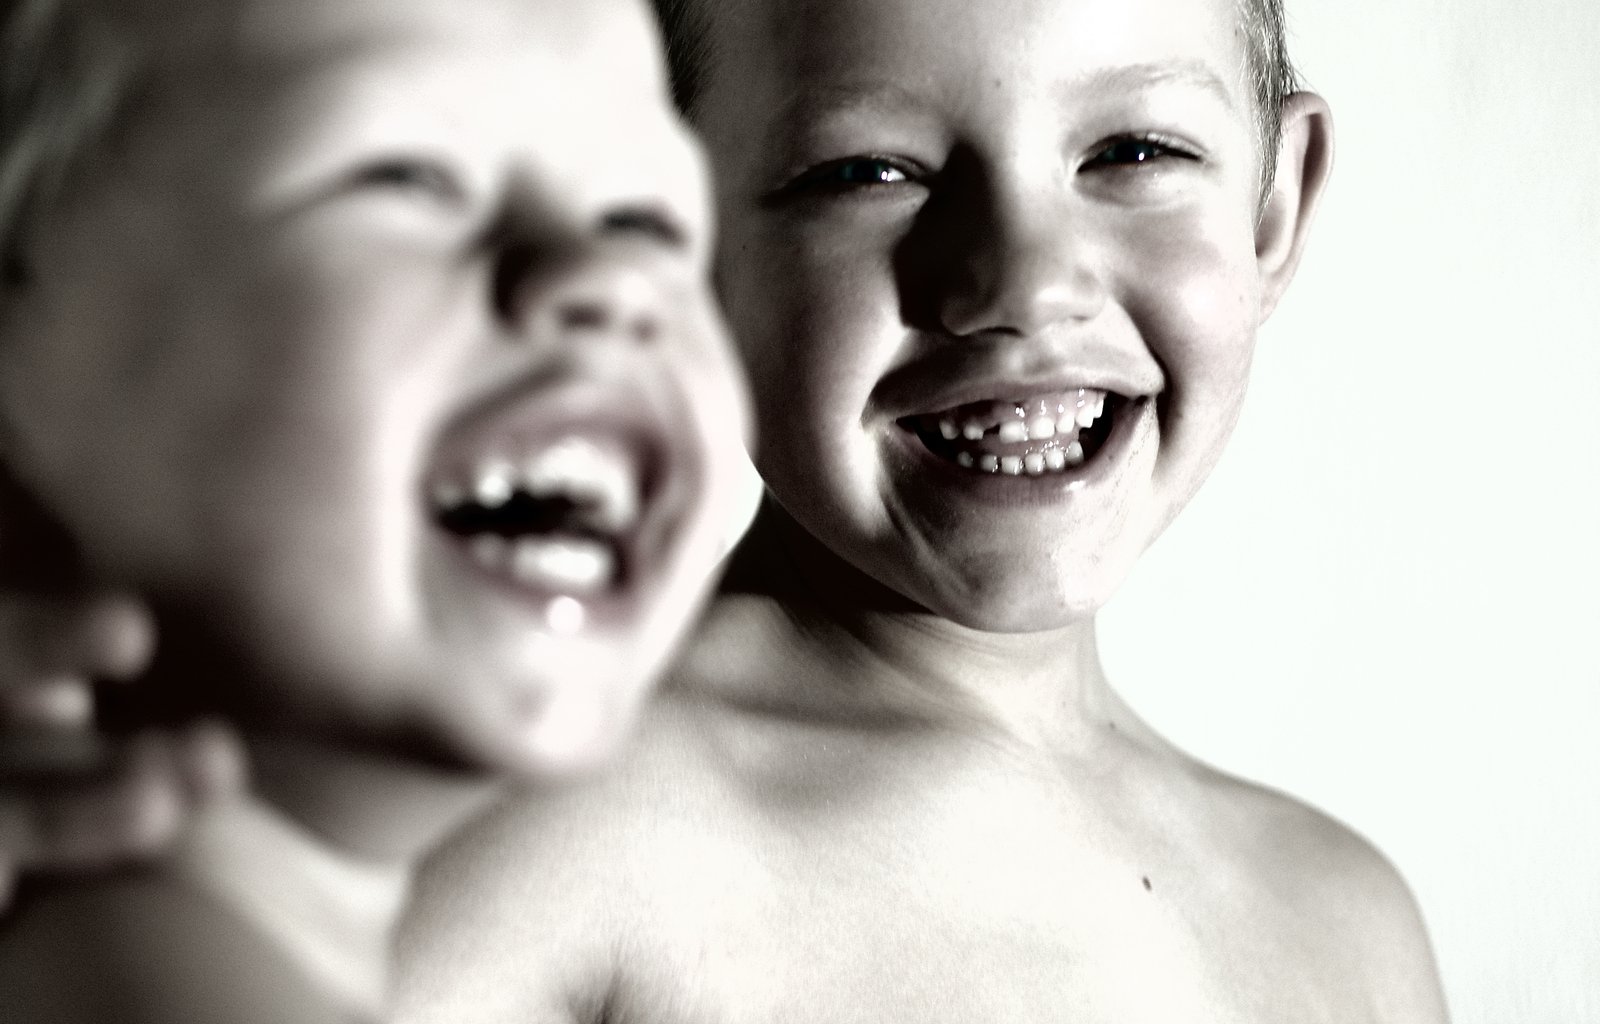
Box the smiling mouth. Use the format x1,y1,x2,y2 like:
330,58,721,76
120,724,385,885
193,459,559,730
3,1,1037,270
899,388,1129,476
428,431,657,617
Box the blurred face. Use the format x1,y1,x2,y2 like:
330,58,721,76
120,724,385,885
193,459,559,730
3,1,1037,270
0,0,750,773
697,0,1296,631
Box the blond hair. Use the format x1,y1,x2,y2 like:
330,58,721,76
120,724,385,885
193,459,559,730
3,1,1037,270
648,0,1299,201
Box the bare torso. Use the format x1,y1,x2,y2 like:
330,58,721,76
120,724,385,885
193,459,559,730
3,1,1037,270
396,597,1447,1024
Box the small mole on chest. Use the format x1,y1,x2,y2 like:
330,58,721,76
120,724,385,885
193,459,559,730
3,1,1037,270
1141,875,1153,892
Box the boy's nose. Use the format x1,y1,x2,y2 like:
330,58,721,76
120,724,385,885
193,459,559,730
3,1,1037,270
935,204,1107,340
495,241,666,349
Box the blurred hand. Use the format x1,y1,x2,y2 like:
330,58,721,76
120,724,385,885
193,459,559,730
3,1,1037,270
0,591,247,912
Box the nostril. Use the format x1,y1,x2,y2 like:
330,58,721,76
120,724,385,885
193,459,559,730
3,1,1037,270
630,316,659,346
494,235,665,346
557,300,659,346
492,244,537,322
559,301,611,333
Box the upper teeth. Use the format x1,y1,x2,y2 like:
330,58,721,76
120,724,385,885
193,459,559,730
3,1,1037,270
472,461,516,508
435,436,641,533
936,390,1107,445
926,389,1112,476
523,438,639,532
998,420,1029,444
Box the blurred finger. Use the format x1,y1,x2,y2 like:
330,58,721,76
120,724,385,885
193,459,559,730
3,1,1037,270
0,592,155,691
0,677,94,728
0,734,188,870
171,720,249,804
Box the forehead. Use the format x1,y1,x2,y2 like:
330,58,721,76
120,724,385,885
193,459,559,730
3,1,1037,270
104,0,665,113
709,0,1247,114
71,0,678,197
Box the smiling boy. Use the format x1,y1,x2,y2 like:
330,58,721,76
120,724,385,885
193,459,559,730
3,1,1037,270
0,0,747,1017
394,0,1449,1019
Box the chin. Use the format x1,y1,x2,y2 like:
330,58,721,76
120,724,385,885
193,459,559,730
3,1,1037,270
420,611,686,777
887,558,1127,635
932,587,1112,635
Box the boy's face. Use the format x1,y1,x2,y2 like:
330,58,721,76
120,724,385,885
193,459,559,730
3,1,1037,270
698,0,1314,630
0,0,749,772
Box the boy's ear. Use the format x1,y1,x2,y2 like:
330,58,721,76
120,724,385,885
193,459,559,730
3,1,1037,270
1255,91,1334,321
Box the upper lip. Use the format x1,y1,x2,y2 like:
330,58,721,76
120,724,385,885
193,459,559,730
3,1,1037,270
871,340,1165,421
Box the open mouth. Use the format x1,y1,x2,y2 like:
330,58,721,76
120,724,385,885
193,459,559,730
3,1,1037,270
898,387,1131,476
427,428,663,621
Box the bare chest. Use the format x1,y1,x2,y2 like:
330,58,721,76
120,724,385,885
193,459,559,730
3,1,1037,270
604,809,1378,1024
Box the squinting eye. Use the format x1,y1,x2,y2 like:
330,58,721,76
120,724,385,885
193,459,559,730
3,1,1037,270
1083,136,1198,170
348,157,465,203
762,153,929,208
599,206,688,249
826,158,909,185
790,156,916,193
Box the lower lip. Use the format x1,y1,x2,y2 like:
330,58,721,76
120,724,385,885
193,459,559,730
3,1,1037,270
886,396,1154,507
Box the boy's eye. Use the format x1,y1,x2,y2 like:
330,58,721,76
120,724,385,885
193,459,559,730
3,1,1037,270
778,156,920,198
599,206,689,250
1082,135,1199,170
347,157,466,204
822,158,910,186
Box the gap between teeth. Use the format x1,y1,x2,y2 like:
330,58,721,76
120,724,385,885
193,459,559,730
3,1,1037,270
929,390,1107,475
937,390,1107,446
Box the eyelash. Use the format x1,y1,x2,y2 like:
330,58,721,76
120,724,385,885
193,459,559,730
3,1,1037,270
1081,134,1201,171
598,207,688,249
768,132,1201,209
782,155,922,196
340,161,688,254
348,157,466,204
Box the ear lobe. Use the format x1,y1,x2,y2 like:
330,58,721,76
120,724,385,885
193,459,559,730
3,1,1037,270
1255,91,1334,321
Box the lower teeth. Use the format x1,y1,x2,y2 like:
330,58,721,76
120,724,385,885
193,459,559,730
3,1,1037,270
469,534,614,595
942,437,1089,476
916,394,1118,477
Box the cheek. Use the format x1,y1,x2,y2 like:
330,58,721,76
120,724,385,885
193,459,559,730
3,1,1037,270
1118,212,1262,502
1123,212,1259,394
198,260,459,540
720,216,902,468
68,265,425,587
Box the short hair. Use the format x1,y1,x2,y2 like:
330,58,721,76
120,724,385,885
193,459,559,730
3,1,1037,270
649,0,716,119
648,0,1299,198
0,0,140,288
1237,0,1298,194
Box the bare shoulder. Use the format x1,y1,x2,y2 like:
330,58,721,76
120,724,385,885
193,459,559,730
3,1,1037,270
0,871,357,1024
1188,764,1451,1023
396,691,741,1024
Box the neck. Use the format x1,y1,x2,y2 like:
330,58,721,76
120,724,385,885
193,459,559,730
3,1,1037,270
211,731,501,1014
711,501,1142,751
247,730,502,865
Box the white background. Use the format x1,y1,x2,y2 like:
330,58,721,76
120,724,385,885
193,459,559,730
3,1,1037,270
1099,0,1600,1020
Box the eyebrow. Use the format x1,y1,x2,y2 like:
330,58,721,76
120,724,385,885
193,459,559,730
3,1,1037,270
757,58,1241,164
1063,60,1240,111
768,76,935,129
771,60,1238,125
758,76,939,165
